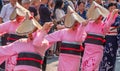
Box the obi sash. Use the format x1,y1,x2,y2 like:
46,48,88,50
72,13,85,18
16,52,43,69
60,41,84,56
85,33,105,45
7,34,27,43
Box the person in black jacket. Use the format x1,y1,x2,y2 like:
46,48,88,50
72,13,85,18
39,0,51,26
0,0,3,12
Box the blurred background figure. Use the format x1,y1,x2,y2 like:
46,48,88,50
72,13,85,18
0,0,3,12
104,0,116,8
0,0,17,23
63,0,75,13
21,0,38,21
2,0,9,5
47,0,55,21
85,0,93,10
117,0,120,9
21,0,30,9
77,1,87,19
31,0,41,21
31,0,40,9
39,0,51,26
54,0,65,24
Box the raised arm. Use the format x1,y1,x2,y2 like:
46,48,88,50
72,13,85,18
33,22,63,56
76,22,87,42
33,22,53,47
0,21,10,36
103,9,119,33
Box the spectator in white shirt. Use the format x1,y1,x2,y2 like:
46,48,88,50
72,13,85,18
54,0,65,24
0,0,17,23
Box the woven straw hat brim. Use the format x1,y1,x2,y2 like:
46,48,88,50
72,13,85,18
65,6,85,28
16,19,35,36
87,1,109,20
14,2,42,35
16,18,42,36
67,5,75,13
16,2,30,16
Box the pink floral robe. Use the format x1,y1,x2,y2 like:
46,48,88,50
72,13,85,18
81,14,118,71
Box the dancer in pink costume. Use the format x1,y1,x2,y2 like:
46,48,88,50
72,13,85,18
0,3,46,71
33,6,87,71
0,2,28,71
0,36,43,71
81,1,119,71
0,16,52,71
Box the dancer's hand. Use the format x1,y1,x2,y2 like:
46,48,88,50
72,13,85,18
42,22,53,32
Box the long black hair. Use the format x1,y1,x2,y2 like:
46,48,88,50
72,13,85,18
108,2,117,9
53,0,63,18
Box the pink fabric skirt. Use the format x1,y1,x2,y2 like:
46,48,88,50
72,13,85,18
81,44,104,71
58,53,81,71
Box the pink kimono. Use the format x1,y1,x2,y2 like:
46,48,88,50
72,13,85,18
33,25,86,71
81,14,118,71
0,38,43,71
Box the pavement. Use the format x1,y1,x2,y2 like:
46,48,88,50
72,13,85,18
46,56,58,71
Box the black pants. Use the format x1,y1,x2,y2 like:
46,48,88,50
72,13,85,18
99,36,118,71
0,68,5,71
0,34,9,69
1,34,9,45
42,51,48,71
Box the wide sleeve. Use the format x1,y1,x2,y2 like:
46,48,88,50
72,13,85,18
33,30,48,47
102,13,118,34
0,22,10,36
76,25,87,43
33,29,63,56
33,29,63,46
0,43,16,64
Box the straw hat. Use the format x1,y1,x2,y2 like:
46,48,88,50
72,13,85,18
64,6,85,28
16,13,42,36
10,2,31,20
67,5,75,13
87,1,109,20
